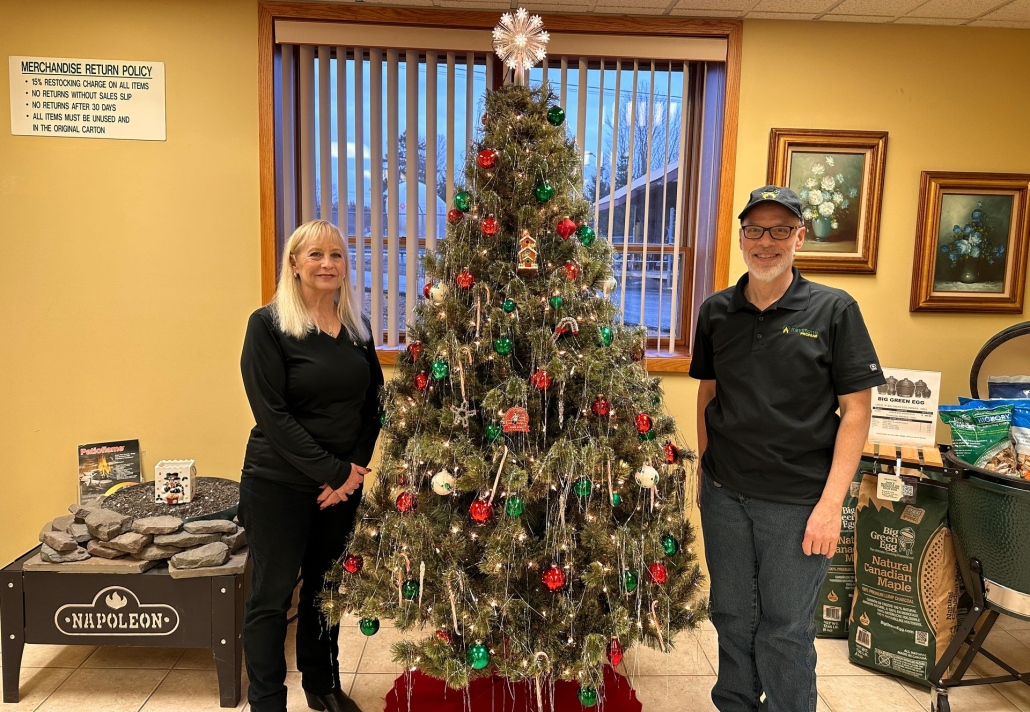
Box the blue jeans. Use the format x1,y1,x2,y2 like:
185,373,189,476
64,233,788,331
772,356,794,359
700,472,832,712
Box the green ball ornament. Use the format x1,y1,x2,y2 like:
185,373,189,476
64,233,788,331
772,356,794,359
534,182,555,203
359,618,380,636
467,643,491,670
576,225,596,246
379,412,386,425
485,423,502,442
432,359,449,380
573,477,592,498
505,496,525,517
599,326,614,346
502,298,517,313
624,570,638,593
662,534,680,556
402,579,419,600
578,685,598,707
547,106,566,126
493,336,513,356
610,492,622,507
454,190,472,212
549,295,563,310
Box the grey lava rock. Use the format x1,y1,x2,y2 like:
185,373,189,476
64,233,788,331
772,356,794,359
131,516,184,535
221,527,247,553
106,532,153,554
183,519,237,535
42,531,78,553
170,542,230,570
40,543,90,563
153,531,221,548
85,509,132,542
87,539,128,559
66,522,93,544
136,544,182,561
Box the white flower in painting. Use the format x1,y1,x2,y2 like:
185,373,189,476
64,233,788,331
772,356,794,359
825,156,835,167
831,220,839,229
821,176,836,191
799,189,809,201
832,191,844,205
812,163,826,175
819,201,835,217
808,190,824,205
805,177,818,189
803,207,814,220
836,173,844,185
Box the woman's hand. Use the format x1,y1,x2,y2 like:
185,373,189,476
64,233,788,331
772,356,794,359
317,464,370,509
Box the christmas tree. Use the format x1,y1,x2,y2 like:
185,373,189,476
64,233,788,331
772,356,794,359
321,76,707,706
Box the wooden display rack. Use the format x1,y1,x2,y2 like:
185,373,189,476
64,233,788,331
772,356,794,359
861,441,945,473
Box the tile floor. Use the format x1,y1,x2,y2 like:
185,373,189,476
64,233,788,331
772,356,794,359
3,607,1029,711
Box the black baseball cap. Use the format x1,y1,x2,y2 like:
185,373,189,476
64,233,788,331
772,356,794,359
738,185,804,222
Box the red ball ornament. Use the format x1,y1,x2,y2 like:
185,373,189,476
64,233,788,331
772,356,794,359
591,396,611,417
414,372,429,391
562,261,580,281
343,554,363,574
530,369,553,390
477,148,498,169
480,215,500,236
396,491,417,514
556,217,577,240
423,282,432,299
456,269,475,289
664,440,680,465
635,413,653,434
607,638,624,667
447,208,465,225
542,565,567,592
469,498,494,524
407,341,423,362
648,562,668,584
436,629,452,644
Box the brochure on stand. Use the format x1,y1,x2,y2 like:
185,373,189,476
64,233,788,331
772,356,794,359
78,439,142,504
868,367,941,447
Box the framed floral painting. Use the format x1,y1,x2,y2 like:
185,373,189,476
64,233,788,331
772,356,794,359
767,129,888,273
910,172,1030,313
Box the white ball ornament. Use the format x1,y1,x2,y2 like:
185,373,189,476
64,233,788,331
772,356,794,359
430,282,450,304
602,276,618,297
634,465,660,489
431,469,456,495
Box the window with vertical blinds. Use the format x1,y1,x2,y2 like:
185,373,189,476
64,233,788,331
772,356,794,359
273,23,727,355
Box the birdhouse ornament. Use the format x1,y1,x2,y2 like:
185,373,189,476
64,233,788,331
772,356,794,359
517,229,539,275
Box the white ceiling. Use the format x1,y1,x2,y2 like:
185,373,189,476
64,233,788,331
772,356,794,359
342,0,1030,28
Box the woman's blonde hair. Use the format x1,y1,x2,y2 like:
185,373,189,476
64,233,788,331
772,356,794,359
273,220,371,342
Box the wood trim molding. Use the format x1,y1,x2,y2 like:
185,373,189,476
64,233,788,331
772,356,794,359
257,2,743,313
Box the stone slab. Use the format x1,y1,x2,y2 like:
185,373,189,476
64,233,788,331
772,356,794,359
69,503,101,523
132,515,183,535
168,547,248,579
153,531,221,548
66,522,93,543
183,519,237,535
221,528,246,553
87,539,128,559
85,508,131,541
40,543,89,562
169,542,229,570
42,531,78,552
23,552,157,574
136,543,181,561
106,531,153,554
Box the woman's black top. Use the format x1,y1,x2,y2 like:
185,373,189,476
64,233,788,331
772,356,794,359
240,306,383,492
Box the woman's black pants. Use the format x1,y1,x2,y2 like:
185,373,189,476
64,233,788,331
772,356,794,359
238,475,361,712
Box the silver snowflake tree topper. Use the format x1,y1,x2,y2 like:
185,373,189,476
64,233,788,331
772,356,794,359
492,8,549,86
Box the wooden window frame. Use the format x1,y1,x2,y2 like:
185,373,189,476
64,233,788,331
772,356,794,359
258,2,741,373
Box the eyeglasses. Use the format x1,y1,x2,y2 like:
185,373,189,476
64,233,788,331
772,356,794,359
740,224,800,241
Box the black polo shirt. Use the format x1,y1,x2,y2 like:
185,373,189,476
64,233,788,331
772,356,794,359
689,268,885,505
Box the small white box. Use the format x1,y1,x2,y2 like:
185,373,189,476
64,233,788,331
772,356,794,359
154,460,196,505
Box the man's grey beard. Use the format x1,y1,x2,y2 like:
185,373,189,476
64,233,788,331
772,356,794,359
744,244,795,283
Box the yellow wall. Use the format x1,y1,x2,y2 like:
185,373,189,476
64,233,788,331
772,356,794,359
0,0,260,566
3,7,1030,569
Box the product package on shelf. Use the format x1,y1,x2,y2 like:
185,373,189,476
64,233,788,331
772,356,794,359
815,465,865,638
945,399,1030,480
848,471,961,685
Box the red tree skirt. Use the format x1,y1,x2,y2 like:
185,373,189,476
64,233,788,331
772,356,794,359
383,667,641,712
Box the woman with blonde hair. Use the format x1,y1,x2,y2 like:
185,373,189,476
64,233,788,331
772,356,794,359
239,220,382,712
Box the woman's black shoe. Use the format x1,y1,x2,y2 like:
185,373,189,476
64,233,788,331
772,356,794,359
305,688,363,712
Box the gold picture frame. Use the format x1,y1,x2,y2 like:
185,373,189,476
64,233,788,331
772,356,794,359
910,171,1030,313
767,128,888,274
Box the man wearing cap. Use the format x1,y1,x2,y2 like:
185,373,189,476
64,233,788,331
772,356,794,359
690,186,884,712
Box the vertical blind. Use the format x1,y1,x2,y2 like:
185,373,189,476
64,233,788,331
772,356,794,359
276,40,725,353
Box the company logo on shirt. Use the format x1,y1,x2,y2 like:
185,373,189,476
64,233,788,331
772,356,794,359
781,326,819,339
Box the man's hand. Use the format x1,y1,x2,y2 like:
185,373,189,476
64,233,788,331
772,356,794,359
317,464,369,510
802,501,842,558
